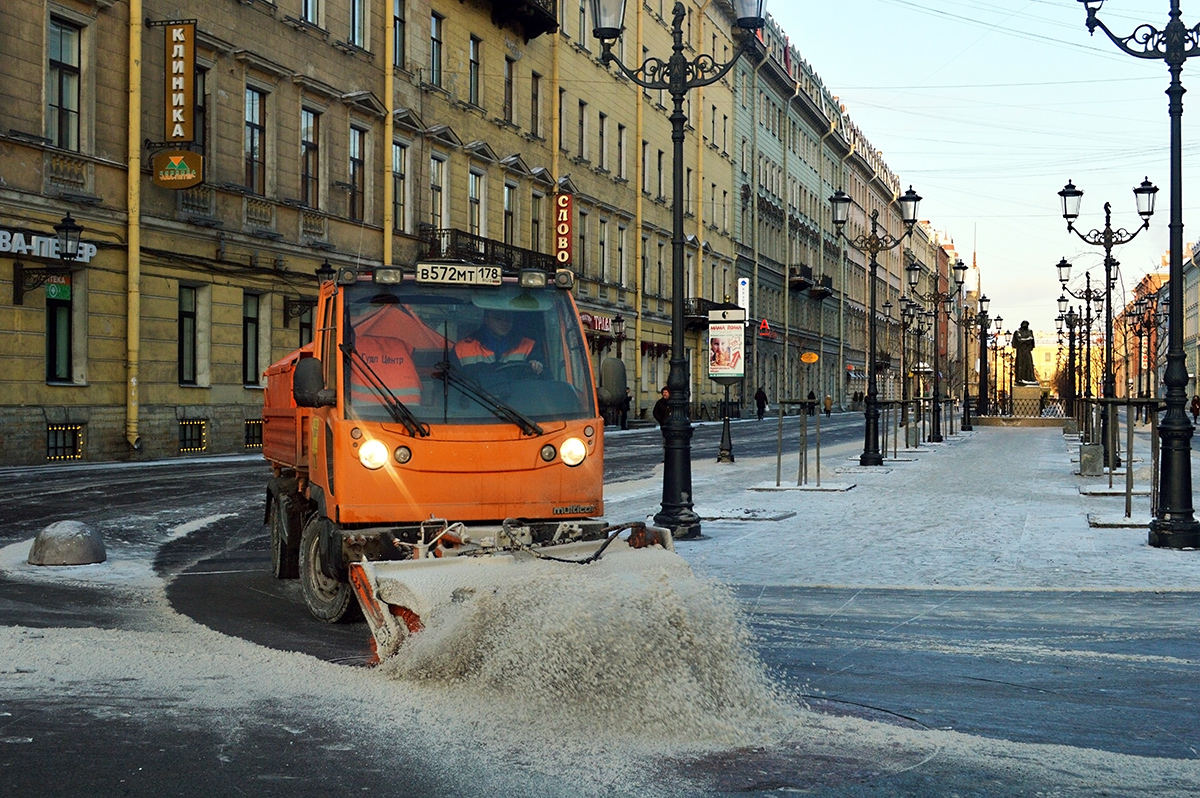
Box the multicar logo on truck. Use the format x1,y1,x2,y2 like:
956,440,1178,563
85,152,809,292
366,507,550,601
553,504,595,515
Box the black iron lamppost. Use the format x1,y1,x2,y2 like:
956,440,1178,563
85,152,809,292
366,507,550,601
991,315,1004,411
1077,0,1200,548
961,304,975,430
829,187,923,465
1058,265,1104,439
975,295,991,416
906,255,968,442
591,0,766,538
1129,297,1151,414
1064,306,1080,418
1058,179,1157,468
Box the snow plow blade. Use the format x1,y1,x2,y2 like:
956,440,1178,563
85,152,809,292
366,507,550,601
349,524,683,661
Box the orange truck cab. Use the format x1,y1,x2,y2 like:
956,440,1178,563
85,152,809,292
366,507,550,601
262,263,607,622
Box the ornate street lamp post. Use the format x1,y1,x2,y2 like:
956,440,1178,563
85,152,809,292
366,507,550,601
1077,0,1200,548
1058,265,1104,442
829,187,922,465
591,0,766,538
961,304,975,431
906,255,968,442
1057,179,1157,468
975,295,990,416
1065,306,1080,418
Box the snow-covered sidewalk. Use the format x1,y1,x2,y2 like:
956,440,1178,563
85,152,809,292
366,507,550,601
605,426,1200,591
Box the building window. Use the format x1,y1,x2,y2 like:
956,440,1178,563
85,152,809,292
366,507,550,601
598,219,609,282
558,89,566,151
194,68,208,156
244,87,266,195
656,150,664,198
641,141,648,193
393,0,406,68
503,183,516,245
179,420,207,453
47,424,84,461
578,210,588,277
46,296,72,382
618,225,628,287
243,293,261,386
578,0,587,44
48,17,82,151
429,154,446,228
392,141,408,232
244,419,264,450
301,108,320,208
298,305,314,347
302,0,319,24
577,100,587,160
179,285,198,385
469,36,481,106
503,57,515,123
597,113,607,170
616,123,626,180
349,125,366,221
531,192,544,252
530,72,541,137
430,13,444,87
350,0,366,47
468,170,484,236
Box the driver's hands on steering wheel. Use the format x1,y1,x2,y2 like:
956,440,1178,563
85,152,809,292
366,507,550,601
529,359,544,375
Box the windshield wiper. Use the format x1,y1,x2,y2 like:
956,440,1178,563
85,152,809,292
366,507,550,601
434,360,544,437
341,343,431,438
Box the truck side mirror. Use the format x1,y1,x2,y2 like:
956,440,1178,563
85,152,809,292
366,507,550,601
293,357,335,408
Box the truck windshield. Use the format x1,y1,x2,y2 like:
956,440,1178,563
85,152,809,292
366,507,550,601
342,277,596,426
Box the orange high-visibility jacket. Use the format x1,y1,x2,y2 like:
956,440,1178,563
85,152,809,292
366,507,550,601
454,335,535,368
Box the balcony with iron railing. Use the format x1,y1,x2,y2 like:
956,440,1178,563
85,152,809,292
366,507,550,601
489,0,557,40
419,227,557,272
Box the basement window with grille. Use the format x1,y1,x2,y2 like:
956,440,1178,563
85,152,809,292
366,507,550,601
47,424,84,461
244,419,263,449
179,420,207,453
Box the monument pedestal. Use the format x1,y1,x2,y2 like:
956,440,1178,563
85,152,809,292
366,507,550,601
1012,384,1043,417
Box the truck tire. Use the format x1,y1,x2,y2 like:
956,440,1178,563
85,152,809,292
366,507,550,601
299,516,358,623
268,495,300,579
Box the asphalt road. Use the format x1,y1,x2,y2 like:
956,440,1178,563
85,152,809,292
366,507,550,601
2,422,1198,796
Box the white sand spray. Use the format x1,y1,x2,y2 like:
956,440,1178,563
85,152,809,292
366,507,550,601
379,554,796,750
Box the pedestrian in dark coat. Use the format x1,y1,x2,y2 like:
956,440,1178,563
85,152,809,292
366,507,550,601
653,388,670,426
754,387,768,421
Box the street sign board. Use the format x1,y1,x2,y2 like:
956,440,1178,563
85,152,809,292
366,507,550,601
708,321,744,381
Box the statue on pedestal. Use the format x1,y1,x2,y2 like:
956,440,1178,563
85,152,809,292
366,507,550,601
1012,321,1038,385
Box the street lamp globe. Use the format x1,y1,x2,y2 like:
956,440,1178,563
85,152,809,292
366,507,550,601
54,212,83,263
1059,180,1083,224
953,257,967,287
1056,257,1072,285
734,0,767,30
1135,176,1158,221
1058,294,1069,314
906,257,921,288
979,294,990,314
829,189,851,229
898,186,922,226
1093,295,1104,318
589,0,627,40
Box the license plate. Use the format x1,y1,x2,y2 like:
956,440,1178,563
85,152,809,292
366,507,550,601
416,263,502,285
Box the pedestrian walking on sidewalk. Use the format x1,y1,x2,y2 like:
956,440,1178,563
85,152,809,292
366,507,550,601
754,387,768,421
807,390,817,416
823,394,832,417
1192,395,1200,424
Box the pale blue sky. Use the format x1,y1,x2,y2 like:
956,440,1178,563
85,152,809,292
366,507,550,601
770,0,1200,339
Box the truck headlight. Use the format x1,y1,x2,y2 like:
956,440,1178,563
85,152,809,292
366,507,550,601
560,437,587,467
359,439,389,470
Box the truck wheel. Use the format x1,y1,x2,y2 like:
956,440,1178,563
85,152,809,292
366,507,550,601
268,496,300,579
299,517,358,623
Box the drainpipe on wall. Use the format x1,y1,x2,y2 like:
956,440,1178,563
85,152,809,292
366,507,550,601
125,0,143,451
383,10,395,265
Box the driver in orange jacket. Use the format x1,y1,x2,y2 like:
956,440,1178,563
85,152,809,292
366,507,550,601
454,309,544,383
